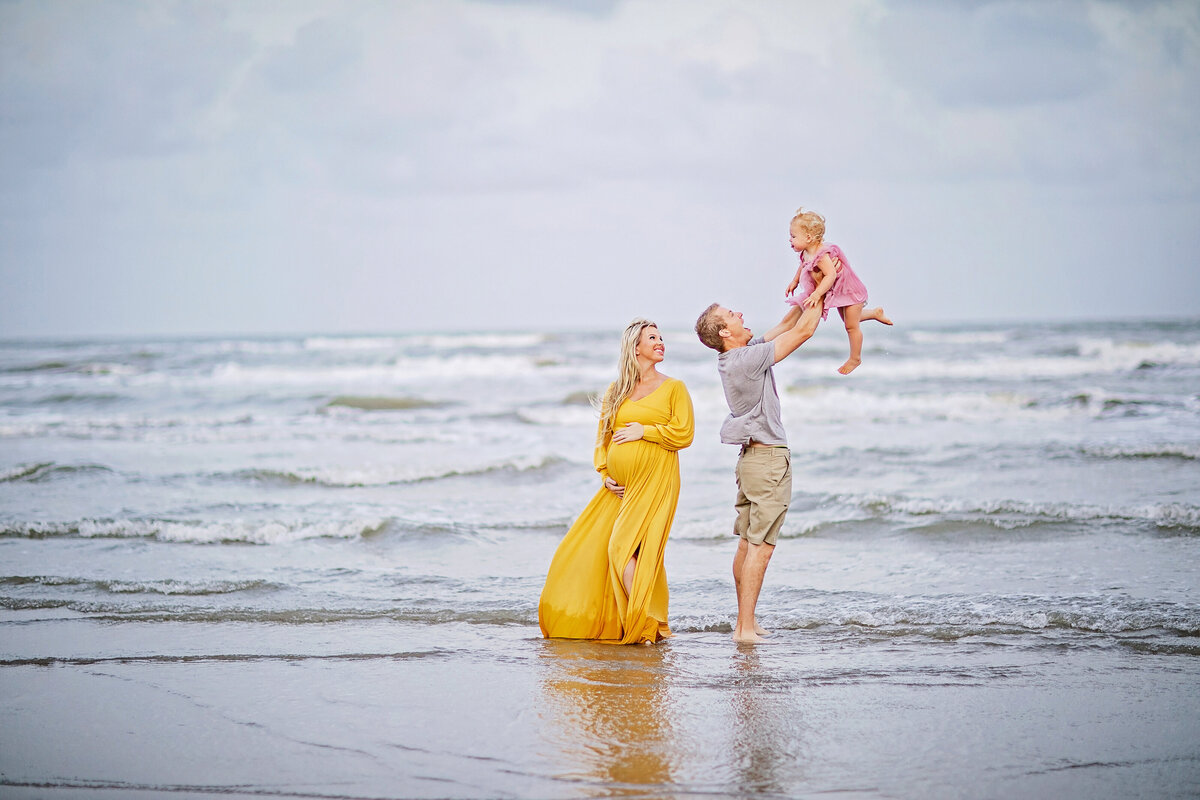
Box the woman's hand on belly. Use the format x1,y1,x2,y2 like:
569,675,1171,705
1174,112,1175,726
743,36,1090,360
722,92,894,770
604,476,625,498
611,422,644,444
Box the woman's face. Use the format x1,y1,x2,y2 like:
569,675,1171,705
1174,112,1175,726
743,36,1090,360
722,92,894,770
635,326,665,364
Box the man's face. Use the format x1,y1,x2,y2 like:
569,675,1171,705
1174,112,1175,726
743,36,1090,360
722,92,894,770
719,307,751,343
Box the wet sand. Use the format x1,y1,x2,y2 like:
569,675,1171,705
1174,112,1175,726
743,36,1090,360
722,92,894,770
3,620,1198,799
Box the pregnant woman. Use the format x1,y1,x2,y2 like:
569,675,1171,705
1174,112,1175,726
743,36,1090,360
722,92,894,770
539,318,694,644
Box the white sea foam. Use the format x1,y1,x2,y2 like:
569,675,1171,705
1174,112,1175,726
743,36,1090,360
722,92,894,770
516,405,599,427
908,330,1013,345
854,494,1200,530
304,332,546,351
303,336,406,351
207,354,542,385
1076,337,1200,367
53,518,388,544
100,578,271,595
407,333,548,350
0,412,267,442
670,514,831,541
245,453,566,487
779,385,1067,423
188,340,305,356
781,337,1200,382
754,592,1200,636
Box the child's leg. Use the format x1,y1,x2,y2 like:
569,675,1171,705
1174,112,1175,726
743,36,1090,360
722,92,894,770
838,304,864,375
861,306,893,326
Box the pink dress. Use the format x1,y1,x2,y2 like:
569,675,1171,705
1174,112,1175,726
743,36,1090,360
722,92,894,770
785,243,868,319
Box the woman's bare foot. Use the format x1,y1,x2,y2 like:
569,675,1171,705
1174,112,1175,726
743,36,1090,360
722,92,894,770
864,306,892,325
755,621,770,636
732,630,766,644
838,357,862,375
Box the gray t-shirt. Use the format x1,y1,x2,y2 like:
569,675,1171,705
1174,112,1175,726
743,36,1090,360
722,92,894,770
717,336,788,447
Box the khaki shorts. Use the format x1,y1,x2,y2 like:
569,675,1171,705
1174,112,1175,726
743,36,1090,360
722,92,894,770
733,445,792,546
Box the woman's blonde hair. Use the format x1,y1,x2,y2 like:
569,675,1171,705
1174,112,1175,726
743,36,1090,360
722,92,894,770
790,207,825,244
595,317,658,444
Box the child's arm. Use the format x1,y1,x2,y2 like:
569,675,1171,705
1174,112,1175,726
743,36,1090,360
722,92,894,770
785,265,803,297
802,254,840,309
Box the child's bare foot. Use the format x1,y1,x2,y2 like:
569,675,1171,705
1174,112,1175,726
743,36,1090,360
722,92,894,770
838,357,861,375
864,306,892,326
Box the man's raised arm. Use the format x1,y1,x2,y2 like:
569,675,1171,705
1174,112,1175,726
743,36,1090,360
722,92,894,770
771,304,823,364
763,305,803,343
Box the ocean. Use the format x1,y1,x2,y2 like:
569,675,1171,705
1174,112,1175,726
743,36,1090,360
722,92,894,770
2,317,1198,798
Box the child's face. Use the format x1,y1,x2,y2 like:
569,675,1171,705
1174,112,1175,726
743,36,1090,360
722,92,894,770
789,224,813,252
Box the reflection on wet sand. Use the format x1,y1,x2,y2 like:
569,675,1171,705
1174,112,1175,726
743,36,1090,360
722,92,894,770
537,640,677,795
727,646,807,795
536,637,815,797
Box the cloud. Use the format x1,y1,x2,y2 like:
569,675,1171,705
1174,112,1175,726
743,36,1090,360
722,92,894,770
0,1,252,169
872,1,1112,107
0,0,1197,337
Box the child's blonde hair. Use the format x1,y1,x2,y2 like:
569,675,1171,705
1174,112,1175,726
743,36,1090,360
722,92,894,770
790,207,825,244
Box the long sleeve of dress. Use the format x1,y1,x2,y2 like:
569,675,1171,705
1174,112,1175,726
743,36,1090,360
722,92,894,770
594,421,612,483
641,381,695,451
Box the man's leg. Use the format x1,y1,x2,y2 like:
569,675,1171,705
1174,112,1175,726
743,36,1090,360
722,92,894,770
732,537,747,603
733,540,774,643
731,447,789,643
732,538,770,637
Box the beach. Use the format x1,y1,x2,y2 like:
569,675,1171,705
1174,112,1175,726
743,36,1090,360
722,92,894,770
2,319,1199,798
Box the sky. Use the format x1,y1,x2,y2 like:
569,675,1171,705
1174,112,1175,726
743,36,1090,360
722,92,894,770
1,0,1198,338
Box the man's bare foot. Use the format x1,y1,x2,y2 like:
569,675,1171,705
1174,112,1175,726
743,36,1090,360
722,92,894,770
864,306,892,326
732,630,765,644
838,357,861,375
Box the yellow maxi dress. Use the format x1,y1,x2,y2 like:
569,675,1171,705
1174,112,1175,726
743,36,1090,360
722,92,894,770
539,378,694,644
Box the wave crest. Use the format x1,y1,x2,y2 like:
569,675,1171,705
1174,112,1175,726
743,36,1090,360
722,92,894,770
850,495,1200,531
0,575,276,595
0,518,387,545
236,454,567,487
673,592,1200,637
0,462,114,483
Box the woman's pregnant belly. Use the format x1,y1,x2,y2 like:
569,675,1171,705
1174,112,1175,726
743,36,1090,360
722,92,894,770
607,439,673,488
606,441,645,487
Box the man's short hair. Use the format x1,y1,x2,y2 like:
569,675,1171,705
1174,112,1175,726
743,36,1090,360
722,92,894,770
695,303,725,352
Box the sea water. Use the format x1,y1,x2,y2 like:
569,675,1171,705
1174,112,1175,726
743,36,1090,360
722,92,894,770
1,318,1198,798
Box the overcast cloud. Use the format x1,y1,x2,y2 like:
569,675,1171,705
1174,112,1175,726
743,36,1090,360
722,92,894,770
1,0,1197,337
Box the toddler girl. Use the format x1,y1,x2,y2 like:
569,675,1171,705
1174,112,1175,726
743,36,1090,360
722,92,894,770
785,208,892,374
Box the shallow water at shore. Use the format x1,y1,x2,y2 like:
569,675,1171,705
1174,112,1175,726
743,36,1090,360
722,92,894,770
3,318,1200,796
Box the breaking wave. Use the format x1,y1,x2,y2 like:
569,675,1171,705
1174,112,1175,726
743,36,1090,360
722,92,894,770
0,462,114,483
672,590,1200,638
0,518,388,545
849,495,1200,531
0,575,277,595
235,454,568,487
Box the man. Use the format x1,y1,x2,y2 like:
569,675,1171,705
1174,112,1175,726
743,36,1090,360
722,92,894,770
694,303,823,643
